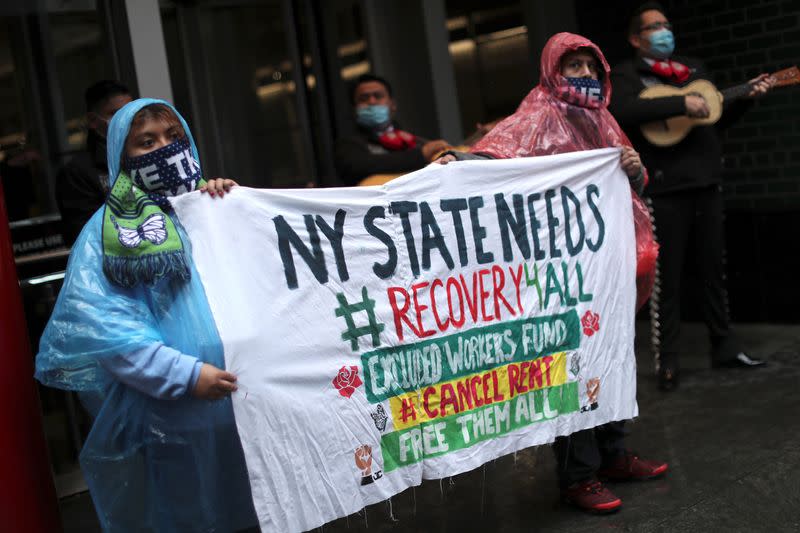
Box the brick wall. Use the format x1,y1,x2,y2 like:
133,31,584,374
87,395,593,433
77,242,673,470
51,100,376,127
577,0,800,211
638,0,800,321
666,0,800,211
576,0,800,321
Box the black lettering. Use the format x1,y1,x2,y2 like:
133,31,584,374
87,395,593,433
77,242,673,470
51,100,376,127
544,189,562,258
420,201,454,271
526,193,546,260
364,206,398,279
560,187,585,256
390,201,420,276
495,192,530,262
315,209,349,283
586,185,605,252
469,196,494,264
274,214,327,289
440,198,469,266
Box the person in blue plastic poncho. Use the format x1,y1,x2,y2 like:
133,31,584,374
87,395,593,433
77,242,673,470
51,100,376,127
36,98,259,532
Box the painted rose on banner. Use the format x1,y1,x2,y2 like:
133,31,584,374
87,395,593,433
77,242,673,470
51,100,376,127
332,365,363,398
581,311,601,337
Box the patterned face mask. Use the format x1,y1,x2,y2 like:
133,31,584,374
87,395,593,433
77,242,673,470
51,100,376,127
122,137,202,207
562,77,604,108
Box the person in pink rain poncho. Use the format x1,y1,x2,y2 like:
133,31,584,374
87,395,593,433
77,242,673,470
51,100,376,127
439,32,664,514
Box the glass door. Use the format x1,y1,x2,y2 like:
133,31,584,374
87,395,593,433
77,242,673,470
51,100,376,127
161,0,323,188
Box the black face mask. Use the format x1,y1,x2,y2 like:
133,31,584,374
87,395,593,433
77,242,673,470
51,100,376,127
122,137,201,196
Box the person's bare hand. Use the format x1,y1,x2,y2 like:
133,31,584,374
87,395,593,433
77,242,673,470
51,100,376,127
200,178,237,198
747,73,775,98
619,145,642,178
192,363,238,400
435,153,457,165
421,140,451,162
685,95,709,118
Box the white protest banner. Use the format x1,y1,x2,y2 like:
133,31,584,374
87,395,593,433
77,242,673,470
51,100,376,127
171,147,638,532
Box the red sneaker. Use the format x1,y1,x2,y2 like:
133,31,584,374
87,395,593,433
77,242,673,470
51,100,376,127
562,479,622,514
598,451,669,481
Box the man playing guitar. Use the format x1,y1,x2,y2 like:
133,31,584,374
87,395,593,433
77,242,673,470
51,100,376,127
609,2,775,391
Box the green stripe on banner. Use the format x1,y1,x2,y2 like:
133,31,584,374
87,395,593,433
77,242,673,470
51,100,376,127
380,381,579,472
362,310,580,403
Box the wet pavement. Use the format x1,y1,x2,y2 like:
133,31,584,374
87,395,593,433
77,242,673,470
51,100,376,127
60,321,800,532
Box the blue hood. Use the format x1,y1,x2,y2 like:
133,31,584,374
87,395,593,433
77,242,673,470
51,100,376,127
106,98,202,187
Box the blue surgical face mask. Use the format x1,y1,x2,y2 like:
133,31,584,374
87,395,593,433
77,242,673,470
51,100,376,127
355,104,391,129
647,28,675,59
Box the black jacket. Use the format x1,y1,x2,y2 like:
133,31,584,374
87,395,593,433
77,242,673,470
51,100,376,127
334,124,428,186
609,56,751,196
56,131,109,245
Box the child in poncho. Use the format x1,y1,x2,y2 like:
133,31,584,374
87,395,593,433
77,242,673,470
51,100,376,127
36,99,259,532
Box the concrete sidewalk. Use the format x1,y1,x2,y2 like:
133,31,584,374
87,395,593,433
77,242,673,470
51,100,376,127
60,322,800,532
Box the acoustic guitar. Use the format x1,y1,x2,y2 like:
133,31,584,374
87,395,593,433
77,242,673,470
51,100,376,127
639,65,799,146
357,145,471,186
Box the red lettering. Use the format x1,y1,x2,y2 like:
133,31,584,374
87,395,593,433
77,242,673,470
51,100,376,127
439,383,460,416
446,277,465,328
491,370,504,402
460,273,479,322
430,278,449,331
508,363,521,397
470,376,484,407
518,361,530,394
423,386,439,418
398,397,417,423
542,355,554,386
389,268,526,340
457,380,474,411
492,265,516,318
509,264,525,314
387,287,419,341
411,282,436,338
482,372,493,405
530,359,544,389
478,268,493,322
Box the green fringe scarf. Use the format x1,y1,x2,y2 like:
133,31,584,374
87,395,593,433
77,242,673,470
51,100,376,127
101,171,206,287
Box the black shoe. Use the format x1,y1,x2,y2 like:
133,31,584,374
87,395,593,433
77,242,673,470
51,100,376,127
658,366,679,391
658,353,679,392
712,352,766,369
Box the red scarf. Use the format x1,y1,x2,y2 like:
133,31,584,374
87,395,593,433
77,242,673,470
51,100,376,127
377,128,416,151
650,59,690,83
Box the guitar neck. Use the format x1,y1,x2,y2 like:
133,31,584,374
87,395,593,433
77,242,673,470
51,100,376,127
721,82,752,102
720,66,799,102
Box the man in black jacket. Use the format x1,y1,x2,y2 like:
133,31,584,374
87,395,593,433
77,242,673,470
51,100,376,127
334,74,450,186
609,3,773,390
56,80,132,245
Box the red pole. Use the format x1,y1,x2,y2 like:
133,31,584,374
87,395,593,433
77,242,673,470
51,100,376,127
0,179,62,532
